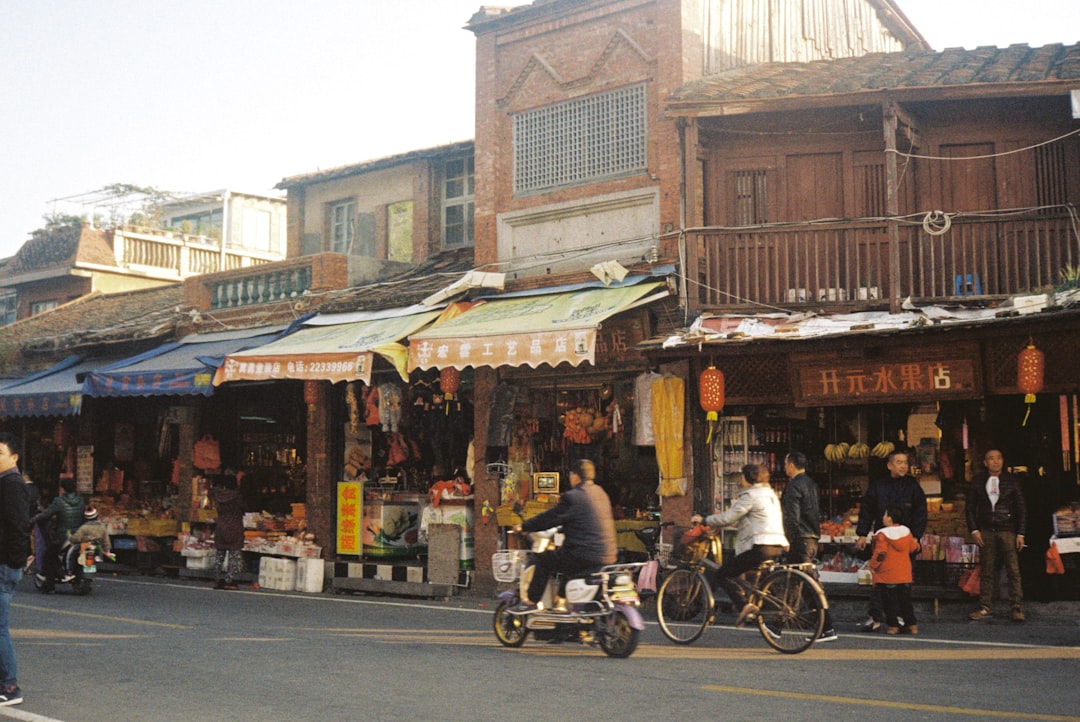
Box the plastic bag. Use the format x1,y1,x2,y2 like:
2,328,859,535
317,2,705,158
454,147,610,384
958,565,981,596
636,559,659,594
1046,543,1066,575
193,435,221,471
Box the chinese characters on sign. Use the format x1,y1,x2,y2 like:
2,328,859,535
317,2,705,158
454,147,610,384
409,328,597,370
796,359,979,406
337,481,363,555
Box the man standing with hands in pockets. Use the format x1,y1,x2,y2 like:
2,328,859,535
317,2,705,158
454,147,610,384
966,449,1027,622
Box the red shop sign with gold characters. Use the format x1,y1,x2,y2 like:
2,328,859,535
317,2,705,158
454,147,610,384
794,358,980,407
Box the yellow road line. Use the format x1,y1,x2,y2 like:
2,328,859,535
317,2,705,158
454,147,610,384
14,629,142,641
701,685,1080,721
14,603,193,630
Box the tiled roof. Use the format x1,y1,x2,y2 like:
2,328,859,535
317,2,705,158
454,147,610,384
0,225,117,280
276,140,474,190
0,285,182,374
669,43,1080,107
315,248,477,313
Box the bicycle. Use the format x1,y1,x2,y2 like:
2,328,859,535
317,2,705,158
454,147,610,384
656,535,827,654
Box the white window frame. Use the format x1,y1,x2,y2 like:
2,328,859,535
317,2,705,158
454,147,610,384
30,299,57,316
0,293,15,326
329,200,355,254
442,156,474,249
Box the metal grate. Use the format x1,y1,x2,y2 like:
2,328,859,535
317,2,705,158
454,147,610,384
723,353,791,404
513,84,647,194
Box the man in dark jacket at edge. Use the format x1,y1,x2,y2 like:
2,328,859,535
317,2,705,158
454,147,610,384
965,448,1027,622
0,432,30,707
854,449,927,632
781,451,837,641
31,475,85,593
509,458,617,614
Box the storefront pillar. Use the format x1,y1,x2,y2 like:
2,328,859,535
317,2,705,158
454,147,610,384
472,367,498,595
305,380,333,558
176,400,198,522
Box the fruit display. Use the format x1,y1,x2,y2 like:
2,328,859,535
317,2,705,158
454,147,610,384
870,440,895,458
824,440,894,462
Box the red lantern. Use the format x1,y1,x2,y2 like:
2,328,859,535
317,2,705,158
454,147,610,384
699,365,725,442
440,367,460,400
440,367,461,414
1017,339,1044,426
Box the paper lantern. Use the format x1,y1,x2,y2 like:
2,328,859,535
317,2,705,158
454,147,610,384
439,367,460,400
699,365,725,442
1017,339,1044,426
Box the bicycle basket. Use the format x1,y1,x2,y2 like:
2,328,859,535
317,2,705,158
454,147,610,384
671,534,711,565
491,550,527,582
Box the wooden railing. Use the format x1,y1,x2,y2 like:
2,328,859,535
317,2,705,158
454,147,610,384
692,213,1078,309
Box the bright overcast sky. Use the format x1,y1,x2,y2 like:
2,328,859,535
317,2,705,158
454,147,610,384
1,0,1077,258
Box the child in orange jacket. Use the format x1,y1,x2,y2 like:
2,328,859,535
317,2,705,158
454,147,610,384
868,509,921,634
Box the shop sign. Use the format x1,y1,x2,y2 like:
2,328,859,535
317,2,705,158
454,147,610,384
77,445,94,496
337,481,363,555
0,392,81,417
409,328,597,371
594,310,650,366
795,358,979,406
215,352,371,385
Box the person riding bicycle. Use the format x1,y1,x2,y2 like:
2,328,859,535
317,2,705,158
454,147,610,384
509,458,617,614
693,463,788,627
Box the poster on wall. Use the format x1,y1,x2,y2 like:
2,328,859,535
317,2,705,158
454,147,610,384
337,482,363,556
76,445,94,495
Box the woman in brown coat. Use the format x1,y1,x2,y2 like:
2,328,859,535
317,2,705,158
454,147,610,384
210,474,245,590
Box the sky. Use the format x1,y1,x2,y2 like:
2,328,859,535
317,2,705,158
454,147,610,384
1,0,1078,258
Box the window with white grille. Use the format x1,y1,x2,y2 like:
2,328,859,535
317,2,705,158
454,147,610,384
513,84,648,194
0,293,14,326
442,156,474,249
329,200,355,253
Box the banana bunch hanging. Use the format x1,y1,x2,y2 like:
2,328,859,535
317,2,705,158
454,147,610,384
870,441,896,458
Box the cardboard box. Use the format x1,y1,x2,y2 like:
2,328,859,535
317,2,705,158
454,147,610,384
295,558,324,593
186,555,214,570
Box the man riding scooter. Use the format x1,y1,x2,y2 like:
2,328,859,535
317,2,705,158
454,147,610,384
31,477,84,593
64,507,113,578
509,458,617,614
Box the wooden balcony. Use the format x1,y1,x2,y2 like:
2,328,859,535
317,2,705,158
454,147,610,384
692,213,1077,310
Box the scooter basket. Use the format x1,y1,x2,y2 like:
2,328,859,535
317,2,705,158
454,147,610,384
491,550,528,582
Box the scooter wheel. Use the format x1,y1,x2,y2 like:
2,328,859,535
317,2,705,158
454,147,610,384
598,612,640,658
492,601,528,647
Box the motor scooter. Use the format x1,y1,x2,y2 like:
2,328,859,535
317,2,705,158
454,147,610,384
492,528,645,658
33,541,113,595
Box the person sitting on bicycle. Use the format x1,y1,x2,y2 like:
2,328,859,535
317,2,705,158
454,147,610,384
693,463,788,627
509,458,617,614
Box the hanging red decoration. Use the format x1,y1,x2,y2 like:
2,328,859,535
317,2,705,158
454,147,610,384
1017,338,1044,426
440,367,461,414
699,365,725,443
303,379,321,406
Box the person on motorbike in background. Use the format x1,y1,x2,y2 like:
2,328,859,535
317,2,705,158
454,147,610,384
64,507,113,576
509,459,617,614
31,477,84,593
693,463,788,626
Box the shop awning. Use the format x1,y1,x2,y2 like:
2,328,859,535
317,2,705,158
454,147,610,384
83,326,287,398
407,281,669,371
0,356,121,417
213,307,443,385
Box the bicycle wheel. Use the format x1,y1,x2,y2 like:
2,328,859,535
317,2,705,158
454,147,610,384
656,568,714,644
755,568,826,654
492,601,528,647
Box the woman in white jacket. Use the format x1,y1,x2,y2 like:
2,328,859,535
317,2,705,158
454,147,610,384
694,463,788,626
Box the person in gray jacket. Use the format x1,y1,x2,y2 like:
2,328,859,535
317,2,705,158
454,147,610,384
695,463,788,626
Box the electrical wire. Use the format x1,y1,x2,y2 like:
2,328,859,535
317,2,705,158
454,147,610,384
886,128,1080,161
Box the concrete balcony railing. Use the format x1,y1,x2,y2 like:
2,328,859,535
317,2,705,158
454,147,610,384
114,228,281,280
691,212,1078,309
183,254,350,313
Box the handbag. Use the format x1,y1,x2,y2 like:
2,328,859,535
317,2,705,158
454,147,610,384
958,564,981,596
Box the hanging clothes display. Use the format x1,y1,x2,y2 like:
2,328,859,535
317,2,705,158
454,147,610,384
633,371,663,446
487,382,518,448
651,374,686,497
378,382,403,433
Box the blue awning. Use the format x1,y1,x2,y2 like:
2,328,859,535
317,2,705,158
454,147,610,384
82,326,287,398
0,356,120,417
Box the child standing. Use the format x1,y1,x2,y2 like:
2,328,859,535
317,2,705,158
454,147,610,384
868,509,920,634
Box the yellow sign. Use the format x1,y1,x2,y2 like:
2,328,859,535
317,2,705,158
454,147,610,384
337,482,363,555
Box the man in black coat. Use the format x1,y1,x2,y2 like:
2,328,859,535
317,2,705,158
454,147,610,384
0,432,30,707
510,459,617,613
781,451,836,641
854,449,927,632
966,449,1026,622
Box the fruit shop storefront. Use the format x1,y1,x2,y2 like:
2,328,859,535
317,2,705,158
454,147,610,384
405,279,675,592
644,304,1080,602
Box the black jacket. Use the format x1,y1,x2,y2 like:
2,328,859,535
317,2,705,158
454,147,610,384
966,470,1026,536
856,474,927,540
0,469,30,569
521,481,617,565
33,491,85,545
781,471,821,542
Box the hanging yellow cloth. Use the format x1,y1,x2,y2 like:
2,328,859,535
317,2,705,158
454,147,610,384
651,374,686,497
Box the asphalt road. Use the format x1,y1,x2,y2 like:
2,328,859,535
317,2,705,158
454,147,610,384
4,575,1079,722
